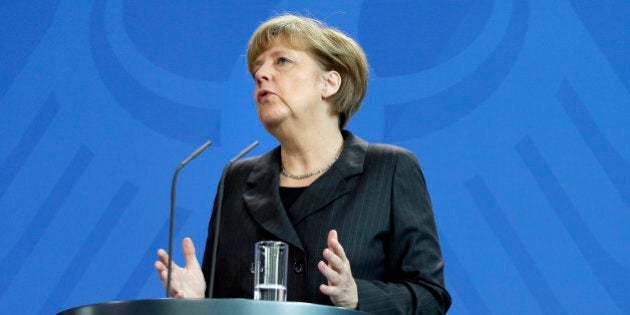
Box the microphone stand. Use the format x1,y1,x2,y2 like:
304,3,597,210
166,140,212,297
207,140,259,297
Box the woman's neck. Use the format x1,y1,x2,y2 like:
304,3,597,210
277,128,344,187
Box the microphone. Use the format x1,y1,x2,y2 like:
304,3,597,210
166,140,212,298
207,140,259,298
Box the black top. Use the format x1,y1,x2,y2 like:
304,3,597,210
279,186,307,224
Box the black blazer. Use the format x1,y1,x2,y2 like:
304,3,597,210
202,131,451,314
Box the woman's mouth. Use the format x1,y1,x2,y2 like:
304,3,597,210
257,90,273,102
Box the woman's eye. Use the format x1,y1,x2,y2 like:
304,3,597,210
277,57,290,65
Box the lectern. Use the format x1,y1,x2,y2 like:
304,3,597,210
58,298,371,315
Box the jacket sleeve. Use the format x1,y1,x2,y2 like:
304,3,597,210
355,149,451,314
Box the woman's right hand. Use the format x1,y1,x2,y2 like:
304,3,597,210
154,237,206,298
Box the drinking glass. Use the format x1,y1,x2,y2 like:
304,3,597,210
253,240,288,301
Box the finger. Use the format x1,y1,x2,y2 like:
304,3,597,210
182,238,201,269
157,249,181,270
327,230,349,262
158,250,181,275
333,240,348,262
325,230,344,267
327,230,338,248
157,264,176,282
318,260,343,284
157,249,169,264
155,250,171,280
319,283,341,297
154,260,166,273
154,261,168,282
323,248,345,273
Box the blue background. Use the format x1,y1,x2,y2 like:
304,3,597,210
1,1,628,314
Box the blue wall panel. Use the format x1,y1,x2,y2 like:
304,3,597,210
1,1,628,314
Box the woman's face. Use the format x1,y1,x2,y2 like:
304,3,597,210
252,39,328,131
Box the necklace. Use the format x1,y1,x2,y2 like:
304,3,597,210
280,141,345,180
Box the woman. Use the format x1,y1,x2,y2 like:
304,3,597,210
155,14,451,314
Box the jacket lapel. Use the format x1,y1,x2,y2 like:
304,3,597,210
242,148,304,251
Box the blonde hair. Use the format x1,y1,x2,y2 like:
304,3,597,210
247,14,368,128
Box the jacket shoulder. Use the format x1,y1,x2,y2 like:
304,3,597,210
366,143,419,163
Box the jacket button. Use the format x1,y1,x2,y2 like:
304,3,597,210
293,261,304,274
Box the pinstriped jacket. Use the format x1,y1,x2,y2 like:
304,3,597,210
202,131,451,314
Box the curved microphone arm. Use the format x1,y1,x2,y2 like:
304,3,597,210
207,140,259,298
166,140,212,298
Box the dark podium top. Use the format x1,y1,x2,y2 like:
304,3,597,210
58,298,372,315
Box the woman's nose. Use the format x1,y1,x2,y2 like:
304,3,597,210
255,64,271,85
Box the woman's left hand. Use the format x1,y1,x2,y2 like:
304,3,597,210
318,229,358,309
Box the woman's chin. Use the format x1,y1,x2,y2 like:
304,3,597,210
258,111,289,130
259,116,286,132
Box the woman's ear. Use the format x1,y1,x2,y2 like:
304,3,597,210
322,70,341,99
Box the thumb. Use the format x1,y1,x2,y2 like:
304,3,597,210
182,238,201,269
